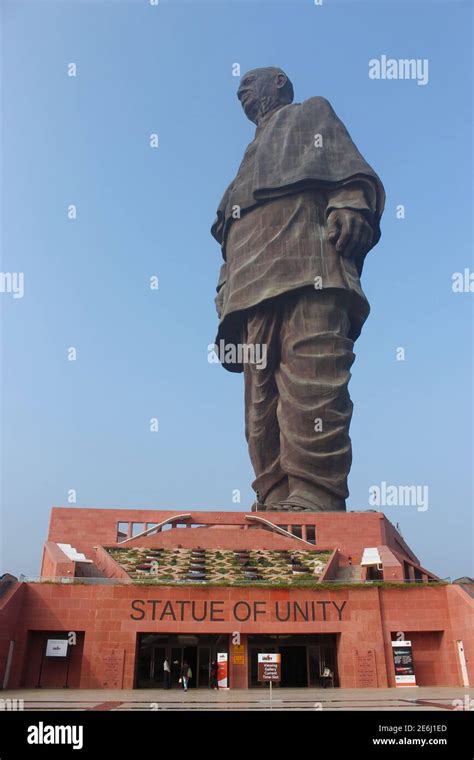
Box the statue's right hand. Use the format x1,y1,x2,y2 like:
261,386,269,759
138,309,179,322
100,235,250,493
327,208,373,259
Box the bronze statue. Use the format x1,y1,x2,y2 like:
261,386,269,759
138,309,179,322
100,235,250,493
212,67,385,512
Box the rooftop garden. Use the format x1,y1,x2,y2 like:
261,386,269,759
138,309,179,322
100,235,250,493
106,547,332,586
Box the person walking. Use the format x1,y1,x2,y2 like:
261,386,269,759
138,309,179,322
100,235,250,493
163,658,171,690
210,660,218,690
181,661,190,692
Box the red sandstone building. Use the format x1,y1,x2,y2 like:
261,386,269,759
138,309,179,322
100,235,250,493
1,507,472,691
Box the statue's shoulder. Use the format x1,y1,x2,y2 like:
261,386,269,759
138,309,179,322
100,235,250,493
282,97,335,126
300,96,334,114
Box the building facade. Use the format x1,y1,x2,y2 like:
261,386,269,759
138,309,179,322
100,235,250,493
1,508,472,690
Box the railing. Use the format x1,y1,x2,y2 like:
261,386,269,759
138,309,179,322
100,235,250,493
0,573,19,598
18,575,451,586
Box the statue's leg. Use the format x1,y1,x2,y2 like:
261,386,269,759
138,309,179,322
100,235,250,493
274,289,355,512
243,303,289,509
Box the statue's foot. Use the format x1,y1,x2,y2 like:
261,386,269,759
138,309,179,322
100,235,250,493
250,480,289,512
270,495,325,512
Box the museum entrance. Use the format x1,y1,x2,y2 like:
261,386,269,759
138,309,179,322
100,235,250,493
136,634,228,688
248,634,338,687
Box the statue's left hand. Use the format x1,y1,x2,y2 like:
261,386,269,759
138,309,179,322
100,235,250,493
215,288,225,319
327,209,373,259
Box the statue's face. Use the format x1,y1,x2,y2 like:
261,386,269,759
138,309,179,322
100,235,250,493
237,68,286,123
237,71,262,122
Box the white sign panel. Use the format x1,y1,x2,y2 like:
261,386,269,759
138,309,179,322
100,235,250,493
258,653,279,664
45,639,69,658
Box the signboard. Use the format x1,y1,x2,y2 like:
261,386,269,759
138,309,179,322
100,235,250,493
45,639,69,659
391,641,417,686
354,648,378,688
100,649,125,689
232,643,245,666
130,598,347,624
217,652,228,688
258,653,281,682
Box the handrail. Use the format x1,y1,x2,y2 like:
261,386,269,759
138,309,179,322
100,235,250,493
117,513,192,544
244,514,316,547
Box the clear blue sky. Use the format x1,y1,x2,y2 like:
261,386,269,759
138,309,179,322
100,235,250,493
1,0,472,580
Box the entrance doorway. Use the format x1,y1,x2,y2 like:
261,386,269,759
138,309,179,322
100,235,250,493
280,646,307,687
170,646,198,688
136,634,227,688
248,634,338,687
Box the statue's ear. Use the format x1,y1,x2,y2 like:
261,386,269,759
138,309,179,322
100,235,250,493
275,73,287,89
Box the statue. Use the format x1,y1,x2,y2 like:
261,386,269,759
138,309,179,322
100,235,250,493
211,67,385,512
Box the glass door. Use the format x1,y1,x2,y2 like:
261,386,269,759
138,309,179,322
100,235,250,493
151,646,166,687
170,647,183,687
198,646,211,688
308,645,322,686
182,646,198,689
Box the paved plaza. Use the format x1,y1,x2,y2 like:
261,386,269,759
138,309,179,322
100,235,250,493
1,687,472,711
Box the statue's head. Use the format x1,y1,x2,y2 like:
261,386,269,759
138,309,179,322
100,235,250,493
237,67,294,124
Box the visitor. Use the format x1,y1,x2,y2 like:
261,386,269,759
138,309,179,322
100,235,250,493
210,660,218,690
181,661,191,691
163,658,171,690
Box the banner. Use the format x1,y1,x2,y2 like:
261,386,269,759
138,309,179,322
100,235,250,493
217,652,228,688
391,640,416,686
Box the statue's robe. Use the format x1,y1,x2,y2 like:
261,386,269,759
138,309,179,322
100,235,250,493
212,96,385,373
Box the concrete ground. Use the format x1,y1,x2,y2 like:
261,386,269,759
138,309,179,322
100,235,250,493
1,686,473,711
